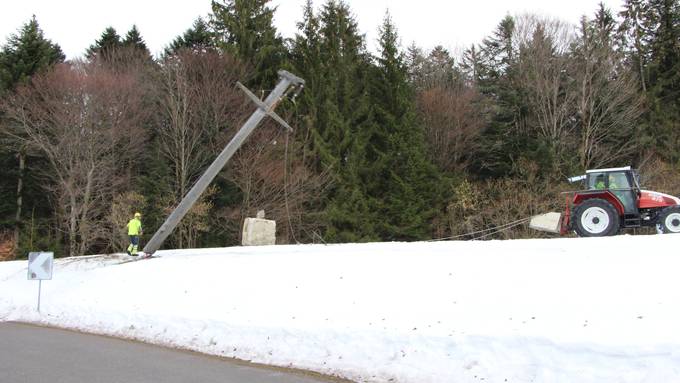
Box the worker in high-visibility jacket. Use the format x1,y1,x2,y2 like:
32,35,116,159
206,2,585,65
126,212,143,255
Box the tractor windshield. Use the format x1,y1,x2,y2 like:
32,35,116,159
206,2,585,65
608,172,631,189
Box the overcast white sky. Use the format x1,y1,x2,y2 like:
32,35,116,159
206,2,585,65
1,0,624,59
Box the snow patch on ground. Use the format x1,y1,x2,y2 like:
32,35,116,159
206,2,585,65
2,236,680,382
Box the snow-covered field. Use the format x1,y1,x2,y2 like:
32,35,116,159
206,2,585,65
1,235,680,382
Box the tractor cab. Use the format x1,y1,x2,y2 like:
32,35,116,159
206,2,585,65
584,167,640,215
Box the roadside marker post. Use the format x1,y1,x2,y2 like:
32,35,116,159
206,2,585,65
28,252,54,312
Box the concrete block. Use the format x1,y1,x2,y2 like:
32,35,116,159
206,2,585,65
242,218,276,246
529,212,562,234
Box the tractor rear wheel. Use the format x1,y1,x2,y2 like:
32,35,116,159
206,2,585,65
658,206,680,233
573,198,620,237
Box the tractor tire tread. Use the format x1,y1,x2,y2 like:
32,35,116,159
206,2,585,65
573,198,620,237
657,206,680,234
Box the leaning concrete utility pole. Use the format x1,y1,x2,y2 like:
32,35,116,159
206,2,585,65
143,70,305,255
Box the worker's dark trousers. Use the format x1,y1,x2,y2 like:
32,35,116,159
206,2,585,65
127,236,139,255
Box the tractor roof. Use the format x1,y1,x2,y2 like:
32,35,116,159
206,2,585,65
585,166,632,174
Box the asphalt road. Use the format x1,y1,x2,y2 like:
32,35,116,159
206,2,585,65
0,322,342,383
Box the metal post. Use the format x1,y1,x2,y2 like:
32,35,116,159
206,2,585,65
143,70,305,255
37,280,42,312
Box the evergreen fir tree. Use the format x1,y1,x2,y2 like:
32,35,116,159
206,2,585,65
314,0,371,168
0,16,64,252
0,16,64,91
364,13,444,240
291,0,378,242
291,0,321,79
165,17,214,56
123,25,151,56
210,0,285,89
472,16,527,176
643,0,680,160
419,46,458,89
86,26,123,60
405,43,426,86
290,0,323,160
478,15,516,93
619,0,651,91
593,3,617,47
461,44,482,85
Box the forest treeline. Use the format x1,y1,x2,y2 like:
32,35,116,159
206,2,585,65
1,0,680,258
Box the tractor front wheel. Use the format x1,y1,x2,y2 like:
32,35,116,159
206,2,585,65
573,198,620,237
658,206,680,234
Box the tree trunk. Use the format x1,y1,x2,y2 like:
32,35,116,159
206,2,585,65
69,192,78,258
13,150,25,254
635,29,646,93
77,167,95,257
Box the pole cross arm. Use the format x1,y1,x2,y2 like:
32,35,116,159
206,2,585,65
237,82,294,132
236,71,304,133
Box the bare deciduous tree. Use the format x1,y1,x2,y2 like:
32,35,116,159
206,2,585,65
154,49,250,248
515,15,576,165
417,84,488,173
573,17,643,169
1,61,150,256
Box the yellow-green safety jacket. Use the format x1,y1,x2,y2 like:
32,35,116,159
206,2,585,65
127,218,142,236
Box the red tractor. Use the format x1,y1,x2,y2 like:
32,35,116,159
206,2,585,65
563,166,680,237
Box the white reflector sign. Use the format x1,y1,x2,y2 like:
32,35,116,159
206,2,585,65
28,252,54,280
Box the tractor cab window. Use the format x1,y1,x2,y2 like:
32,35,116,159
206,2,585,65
608,172,631,190
588,173,607,190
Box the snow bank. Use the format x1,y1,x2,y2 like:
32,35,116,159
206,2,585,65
2,235,680,382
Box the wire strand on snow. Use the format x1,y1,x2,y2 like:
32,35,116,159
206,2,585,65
429,217,532,242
